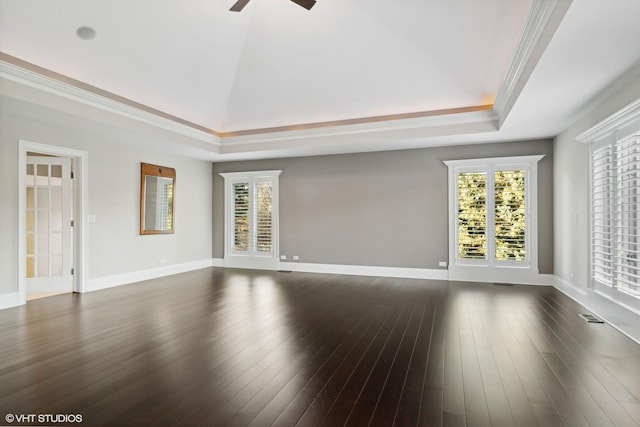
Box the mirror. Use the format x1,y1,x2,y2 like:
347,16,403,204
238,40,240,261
140,162,175,234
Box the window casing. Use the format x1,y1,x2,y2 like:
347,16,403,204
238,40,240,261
590,130,640,302
220,170,281,270
444,155,543,283
577,99,640,314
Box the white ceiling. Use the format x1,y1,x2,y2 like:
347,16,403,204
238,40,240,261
1,0,640,161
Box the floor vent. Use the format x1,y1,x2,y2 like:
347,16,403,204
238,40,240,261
277,270,293,273
493,283,514,286
580,313,604,323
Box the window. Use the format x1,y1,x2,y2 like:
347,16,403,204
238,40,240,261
591,145,613,286
444,155,543,283
220,170,281,270
590,132,640,297
579,98,640,311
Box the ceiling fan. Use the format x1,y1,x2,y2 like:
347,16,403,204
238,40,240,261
230,0,316,12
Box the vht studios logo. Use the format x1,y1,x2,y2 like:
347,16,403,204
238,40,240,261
5,413,83,423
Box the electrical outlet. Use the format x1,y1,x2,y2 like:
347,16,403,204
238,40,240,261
159,258,166,265
280,255,287,260
293,255,299,261
438,261,447,267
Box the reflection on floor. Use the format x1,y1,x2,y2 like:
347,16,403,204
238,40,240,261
2,267,640,426
27,291,70,301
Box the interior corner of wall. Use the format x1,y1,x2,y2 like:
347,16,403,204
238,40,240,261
0,292,21,310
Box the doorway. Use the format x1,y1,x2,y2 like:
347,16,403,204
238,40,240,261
18,140,88,304
26,155,73,300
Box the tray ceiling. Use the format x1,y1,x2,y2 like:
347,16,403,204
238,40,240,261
2,0,640,161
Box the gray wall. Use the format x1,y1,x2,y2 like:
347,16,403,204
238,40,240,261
552,62,640,343
0,95,213,296
213,139,554,273
554,63,640,290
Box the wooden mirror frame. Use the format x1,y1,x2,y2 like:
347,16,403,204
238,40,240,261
140,162,176,235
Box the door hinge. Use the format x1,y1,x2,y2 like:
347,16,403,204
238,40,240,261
71,268,74,275
71,220,74,227
71,171,74,179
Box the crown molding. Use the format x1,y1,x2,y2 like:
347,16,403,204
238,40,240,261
0,57,221,147
493,0,572,128
0,0,572,157
218,104,493,138
576,98,640,144
220,107,499,148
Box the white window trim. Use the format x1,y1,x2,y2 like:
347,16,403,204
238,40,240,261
580,99,640,313
219,170,282,270
444,155,544,284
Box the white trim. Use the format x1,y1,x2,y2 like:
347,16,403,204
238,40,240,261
448,265,544,286
0,0,570,159
18,140,89,305
442,154,545,168
538,273,556,286
583,104,640,312
223,256,281,271
212,258,224,267
0,0,569,161
576,98,640,144
553,276,640,345
444,155,544,284
0,292,20,310
279,262,449,280
493,0,572,127
0,60,221,148
220,110,499,146
219,170,282,271
218,170,283,179
554,275,588,297
87,258,214,292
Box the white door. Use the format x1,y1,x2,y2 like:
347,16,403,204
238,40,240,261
26,156,73,294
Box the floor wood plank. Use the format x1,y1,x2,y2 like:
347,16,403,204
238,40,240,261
0,268,639,426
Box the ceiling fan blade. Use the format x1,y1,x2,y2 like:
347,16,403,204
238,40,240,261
290,0,316,10
230,0,251,12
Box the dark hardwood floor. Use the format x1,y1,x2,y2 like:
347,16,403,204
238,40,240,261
1,268,640,426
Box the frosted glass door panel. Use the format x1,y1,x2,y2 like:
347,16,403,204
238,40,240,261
26,156,73,294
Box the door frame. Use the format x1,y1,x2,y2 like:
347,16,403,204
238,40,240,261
18,140,89,304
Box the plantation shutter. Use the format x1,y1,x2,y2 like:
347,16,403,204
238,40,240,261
233,182,250,252
614,133,640,294
494,170,526,261
591,145,614,285
254,181,273,253
457,172,487,260
221,170,281,270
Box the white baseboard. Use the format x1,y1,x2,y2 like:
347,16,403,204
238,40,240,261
448,266,545,286
553,276,640,345
4,263,639,344
87,258,214,292
279,262,449,280
538,274,555,286
554,275,588,298
0,292,20,310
